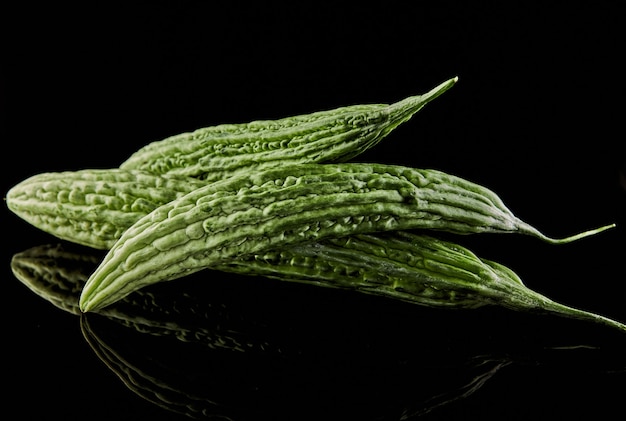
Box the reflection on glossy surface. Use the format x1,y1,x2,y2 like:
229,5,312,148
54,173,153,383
11,243,282,353
80,312,517,421
81,314,238,420
10,243,103,315
10,242,626,420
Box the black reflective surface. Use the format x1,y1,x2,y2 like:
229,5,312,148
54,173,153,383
3,3,625,420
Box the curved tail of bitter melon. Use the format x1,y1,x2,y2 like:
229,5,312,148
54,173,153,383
515,221,617,245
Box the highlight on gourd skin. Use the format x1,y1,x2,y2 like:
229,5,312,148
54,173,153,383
5,75,622,336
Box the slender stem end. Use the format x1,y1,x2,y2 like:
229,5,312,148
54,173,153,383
504,282,626,335
542,298,626,334
543,223,617,245
519,222,617,245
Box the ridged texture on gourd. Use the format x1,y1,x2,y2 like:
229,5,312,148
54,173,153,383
217,231,626,333
79,162,559,312
120,77,458,181
5,169,207,249
217,231,519,309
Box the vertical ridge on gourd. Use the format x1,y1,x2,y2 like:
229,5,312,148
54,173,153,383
119,77,458,181
78,163,615,312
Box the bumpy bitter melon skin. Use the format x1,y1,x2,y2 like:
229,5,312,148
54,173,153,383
5,169,207,249
12,235,626,339
5,79,458,249
217,231,626,333
217,231,515,309
79,162,581,312
120,77,458,181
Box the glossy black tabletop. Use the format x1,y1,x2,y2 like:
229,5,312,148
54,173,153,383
2,3,625,420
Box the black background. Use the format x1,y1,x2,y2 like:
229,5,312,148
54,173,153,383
2,2,625,420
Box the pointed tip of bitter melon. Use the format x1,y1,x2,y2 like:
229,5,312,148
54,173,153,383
78,273,106,313
421,75,459,102
540,296,626,335
79,279,113,313
384,76,459,127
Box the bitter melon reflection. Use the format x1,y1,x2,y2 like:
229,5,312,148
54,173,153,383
9,243,278,353
79,311,512,421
